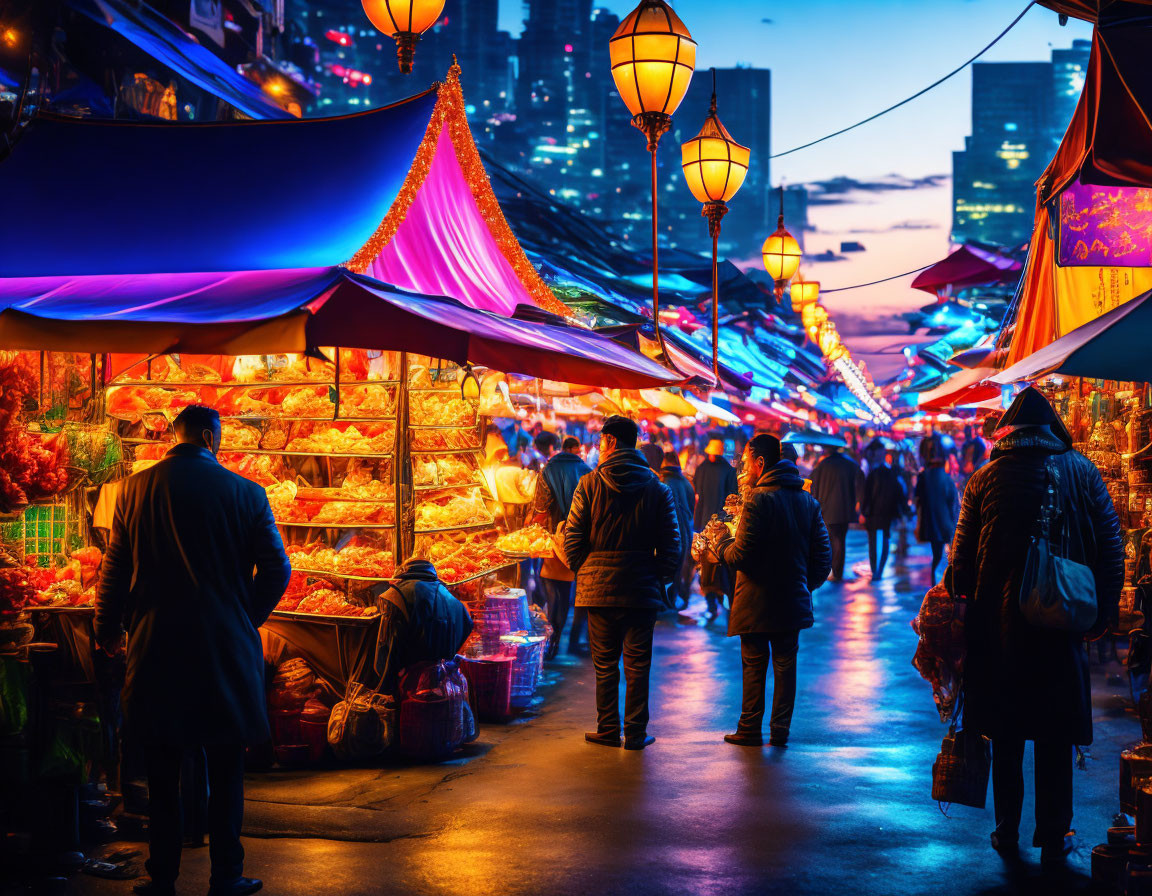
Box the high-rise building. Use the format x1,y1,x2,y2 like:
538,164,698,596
952,54,1065,248
1051,38,1091,138
516,0,593,139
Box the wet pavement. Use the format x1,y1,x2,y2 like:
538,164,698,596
47,529,1141,895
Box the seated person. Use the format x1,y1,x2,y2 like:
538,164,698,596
375,558,474,691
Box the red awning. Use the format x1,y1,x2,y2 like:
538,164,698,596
911,245,1022,295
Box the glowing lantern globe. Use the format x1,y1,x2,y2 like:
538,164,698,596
610,0,697,148
681,99,750,207
789,280,820,315
762,215,802,297
362,0,445,73
818,325,841,357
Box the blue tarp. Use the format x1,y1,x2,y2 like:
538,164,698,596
0,88,438,277
70,0,292,121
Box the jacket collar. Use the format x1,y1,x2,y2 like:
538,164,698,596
167,443,217,461
547,451,585,467
755,459,805,490
991,425,1067,458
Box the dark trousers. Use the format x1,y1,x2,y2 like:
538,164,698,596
827,524,849,580
991,738,1074,848
144,743,246,888
867,525,891,578
930,540,947,584
738,631,800,736
569,607,588,652
538,577,574,660
586,607,658,739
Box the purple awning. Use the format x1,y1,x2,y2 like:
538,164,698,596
0,267,680,389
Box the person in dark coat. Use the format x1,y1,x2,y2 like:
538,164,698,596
693,438,739,618
949,387,1123,864
809,446,864,581
914,435,959,584
860,440,906,580
564,415,681,750
659,450,696,610
531,432,592,658
640,441,665,471
715,434,831,747
95,406,290,896
376,558,473,690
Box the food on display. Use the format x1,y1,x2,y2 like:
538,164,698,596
496,524,555,558
107,386,201,420
342,385,397,418
221,421,261,450
274,573,378,617
0,353,70,511
25,547,103,608
413,454,479,488
287,538,395,579
218,453,289,487
411,428,481,452
415,491,493,531
410,392,477,427
415,532,507,585
286,422,395,455
312,502,394,525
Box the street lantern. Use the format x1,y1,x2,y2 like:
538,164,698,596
681,69,749,379
789,280,819,315
762,186,801,302
610,0,696,360
362,0,445,73
802,303,827,340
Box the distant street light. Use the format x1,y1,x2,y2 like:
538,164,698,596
361,0,445,73
762,186,802,302
681,69,749,380
610,0,696,360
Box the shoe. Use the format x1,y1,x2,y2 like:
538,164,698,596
208,877,263,896
584,731,621,747
133,880,175,896
624,735,655,750
724,732,763,747
1040,836,1075,868
768,730,789,747
990,830,1018,853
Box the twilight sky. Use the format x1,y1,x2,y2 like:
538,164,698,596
500,1,1093,379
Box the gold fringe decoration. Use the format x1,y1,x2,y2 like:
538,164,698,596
345,64,571,318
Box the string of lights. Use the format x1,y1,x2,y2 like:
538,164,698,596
769,1,1036,160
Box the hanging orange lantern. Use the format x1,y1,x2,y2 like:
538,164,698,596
362,0,445,73
789,280,820,315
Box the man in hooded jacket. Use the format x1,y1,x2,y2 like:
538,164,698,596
565,416,681,750
693,439,739,618
948,387,1123,865
714,434,832,747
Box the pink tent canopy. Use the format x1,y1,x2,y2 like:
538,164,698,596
911,245,1022,296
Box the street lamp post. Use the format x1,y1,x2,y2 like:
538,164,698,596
762,186,802,303
362,0,446,73
610,0,696,360
681,69,750,380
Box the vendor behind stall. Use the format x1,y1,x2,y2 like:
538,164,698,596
375,559,474,692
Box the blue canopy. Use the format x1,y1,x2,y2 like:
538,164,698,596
70,0,292,121
0,88,437,277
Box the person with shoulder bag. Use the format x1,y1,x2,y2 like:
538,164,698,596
947,388,1123,867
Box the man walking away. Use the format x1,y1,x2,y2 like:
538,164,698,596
693,438,739,618
565,416,681,750
96,406,291,896
949,387,1123,867
715,435,831,747
860,440,906,580
531,431,592,659
659,450,696,610
809,446,864,582
914,435,959,585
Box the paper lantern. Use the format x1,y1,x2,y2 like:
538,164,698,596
789,280,820,314
762,216,802,285
681,101,750,205
362,0,445,73
610,1,696,126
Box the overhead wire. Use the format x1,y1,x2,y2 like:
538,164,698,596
821,262,939,293
769,1,1037,159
